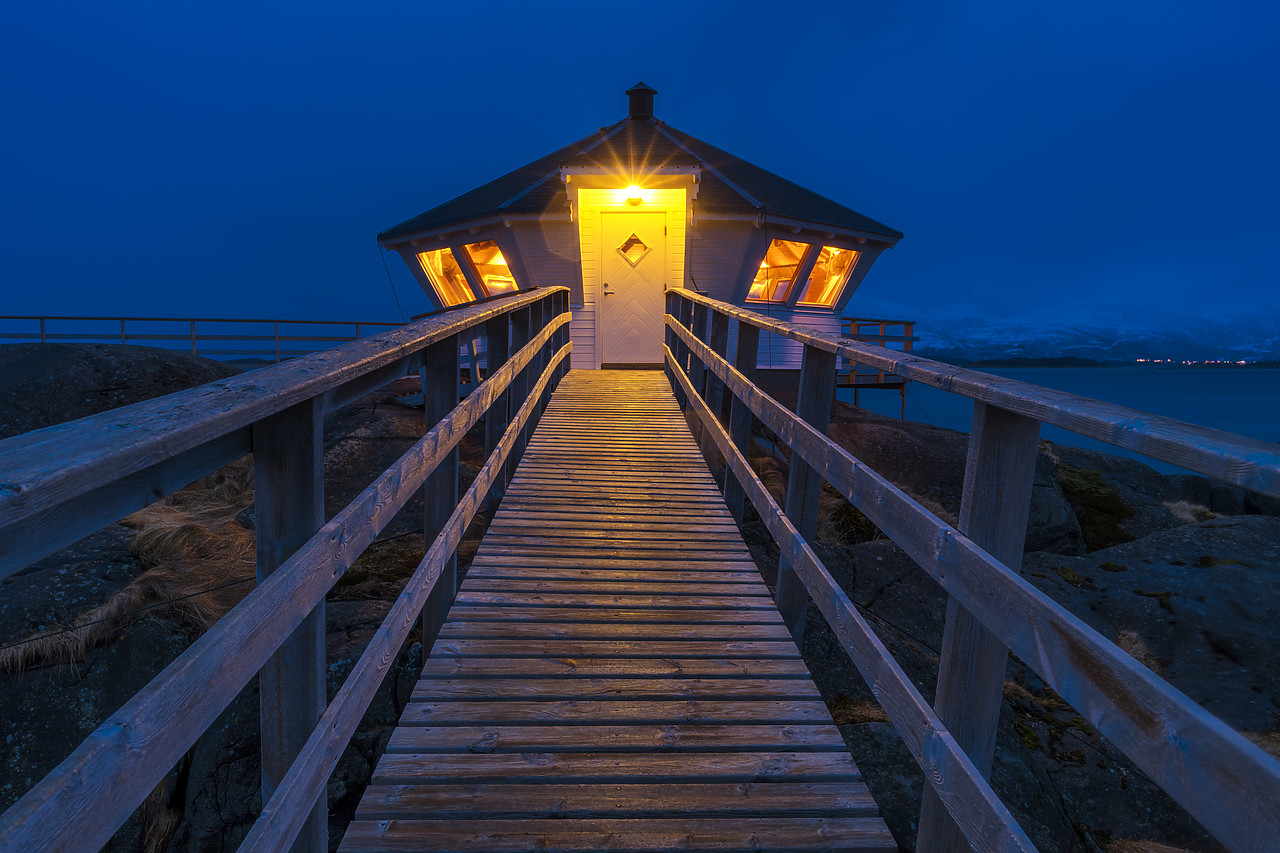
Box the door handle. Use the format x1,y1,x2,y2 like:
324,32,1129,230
603,283,615,295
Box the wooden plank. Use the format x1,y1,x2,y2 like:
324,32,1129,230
451,592,775,610
399,700,833,725
385,724,848,754
457,579,771,595
354,781,877,820
430,639,801,659
417,658,813,679
410,676,819,700
339,817,896,852
463,568,762,583
371,751,861,784
438,607,785,624
434,623,793,641
251,398,327,853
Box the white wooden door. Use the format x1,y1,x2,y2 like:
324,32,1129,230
600,211,667,365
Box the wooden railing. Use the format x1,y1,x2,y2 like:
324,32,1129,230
665,289,1280,853
0,286,571,852
0,314,407,361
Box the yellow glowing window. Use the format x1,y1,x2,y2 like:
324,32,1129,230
418,248,475,306
798,246,860,307
462,240,517,296
747,240,810,303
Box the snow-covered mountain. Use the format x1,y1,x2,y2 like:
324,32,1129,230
843,296,1280,362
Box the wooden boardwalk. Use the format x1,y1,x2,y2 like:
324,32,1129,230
341,370,894,852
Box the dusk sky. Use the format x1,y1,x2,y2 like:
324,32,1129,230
3,1,1278,326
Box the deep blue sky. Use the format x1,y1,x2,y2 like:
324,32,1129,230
3,1,1278,324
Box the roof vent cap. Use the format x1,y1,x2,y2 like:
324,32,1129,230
626,82,657,119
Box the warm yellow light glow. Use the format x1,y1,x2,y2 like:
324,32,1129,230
625,184,643,205
746,239,809,304
462,240,518,295
418,248,474,306
798,245,859,307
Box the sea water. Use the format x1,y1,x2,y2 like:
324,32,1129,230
836,366,1280,474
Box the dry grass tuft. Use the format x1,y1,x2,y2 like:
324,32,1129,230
828,695,890,725
1106,841,1191,853
1163,500,1219,524
1115,629,1165,676
1242,730,1280,759
0,459,256,674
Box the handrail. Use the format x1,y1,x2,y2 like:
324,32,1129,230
687,291,1280,497
0,287,571,851
666,342,1037,853
666,290,1280,853
0,288,551,578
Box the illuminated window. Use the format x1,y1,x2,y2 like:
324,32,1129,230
418,248,475,306
747,239,810,303
798,246,860,307
461,240,517,295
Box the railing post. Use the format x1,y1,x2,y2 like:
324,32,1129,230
775,342,837,642
274,321,281,362
723,320,760,523
484,312,511,520
120,319,126,345
508,305,533,482
252,398,326,853
700,309,730,480
916,401,1041,853
665,292,686,409
39,318,47,343
420,334,460,654
553,290,571,383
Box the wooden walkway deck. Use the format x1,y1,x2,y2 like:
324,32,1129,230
341,370,894,852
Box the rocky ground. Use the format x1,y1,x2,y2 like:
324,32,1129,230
2,344,1277,852
741,397,1280,853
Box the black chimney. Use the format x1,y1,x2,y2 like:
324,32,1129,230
626,82,656,119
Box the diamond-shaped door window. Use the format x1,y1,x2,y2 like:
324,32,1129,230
617,234,650,267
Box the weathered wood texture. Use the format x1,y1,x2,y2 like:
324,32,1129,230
0,288,563,580
240,342,572,853
339,370,895,853
0,296,570,853
917,403,1041,853
251,398,327,852
675,290,1280,497
668,298,1280,853
667,343,1037,853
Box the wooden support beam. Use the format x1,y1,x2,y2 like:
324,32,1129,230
252,398,326,853
420,335,460,653
916,402,1040,853
723,320,760,523
483,314,510,519
775,343,837,642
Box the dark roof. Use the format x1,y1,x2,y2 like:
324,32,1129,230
378,117,902,242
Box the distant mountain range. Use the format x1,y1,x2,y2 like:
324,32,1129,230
844,297,1280,363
